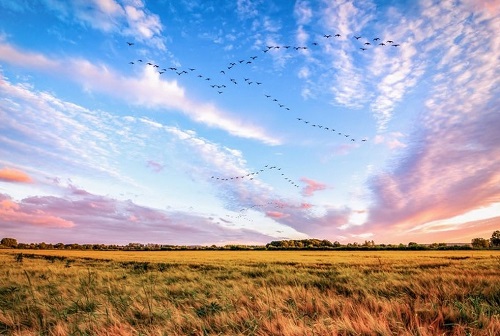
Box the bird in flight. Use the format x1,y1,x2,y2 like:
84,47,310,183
373,37,380,41
392,44,400,47
364,42,371,45
354,36,362,40
335,34,341,37
360,48,367,51
126,42,134,46
324,34,332,38
379,43,386,46
387,40,394,43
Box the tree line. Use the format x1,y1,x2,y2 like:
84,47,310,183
1,231,499,251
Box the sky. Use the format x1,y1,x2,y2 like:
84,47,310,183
0,0,499,245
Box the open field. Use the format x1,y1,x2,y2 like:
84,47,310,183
0,250,498,335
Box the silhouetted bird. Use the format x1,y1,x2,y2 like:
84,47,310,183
387,40,394,43
127,42,134,46
360,48,367,51
324,34,332,38
335,34,341,37
373,37,380,41
354,36,362,40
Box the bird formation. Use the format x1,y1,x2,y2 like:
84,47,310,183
124,31,401,210
353,36,401,51
211,165,300,189
225,200,289,222
127,49,370,143
295,117,367,142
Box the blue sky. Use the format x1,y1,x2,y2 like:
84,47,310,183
0,0,498,245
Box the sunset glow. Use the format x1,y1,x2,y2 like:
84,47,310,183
0,0,498,245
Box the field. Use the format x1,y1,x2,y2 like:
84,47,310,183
0,250,498,335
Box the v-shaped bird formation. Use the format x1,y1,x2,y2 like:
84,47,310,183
125,32,403,219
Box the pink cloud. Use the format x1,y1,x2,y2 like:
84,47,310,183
301,177,327,197
146,160,164,173
0,167,33,183
366,101,500,241
0,189,274,245
266,211,289,219
0,194,74,228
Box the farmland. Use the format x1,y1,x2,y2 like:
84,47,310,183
0,249,498,335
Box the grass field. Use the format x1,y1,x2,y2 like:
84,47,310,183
0,249,498,335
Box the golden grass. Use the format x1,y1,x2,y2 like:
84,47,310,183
0,249,498,335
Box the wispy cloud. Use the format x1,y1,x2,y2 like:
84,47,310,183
0,43,281,145
365,0,500,240
146,160,165,173
294,0,313,25
39,0,166,49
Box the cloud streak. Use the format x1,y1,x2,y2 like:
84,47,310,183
0,42,281,145
0,167,33,183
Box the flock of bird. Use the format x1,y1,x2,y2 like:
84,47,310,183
127,32,399,142
225,200,290,222
211,165,300,189
125,32,402,218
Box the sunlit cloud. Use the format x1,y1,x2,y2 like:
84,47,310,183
0,188,275,244
0,167,33,183
301,177,327,197
0,42,281,145
364,0,500,241
0,194,74,228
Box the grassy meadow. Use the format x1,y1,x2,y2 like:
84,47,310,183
0,249,498,335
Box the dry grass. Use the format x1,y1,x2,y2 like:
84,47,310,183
0,249,498,335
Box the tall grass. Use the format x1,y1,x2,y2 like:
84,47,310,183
0,250,498,335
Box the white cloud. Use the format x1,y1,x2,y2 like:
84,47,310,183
41,0,166,49
0,42,281,145
294,0,312,25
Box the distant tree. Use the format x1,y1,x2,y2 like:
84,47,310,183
490,230,500,247
1,238,18,248
471,238,490,249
